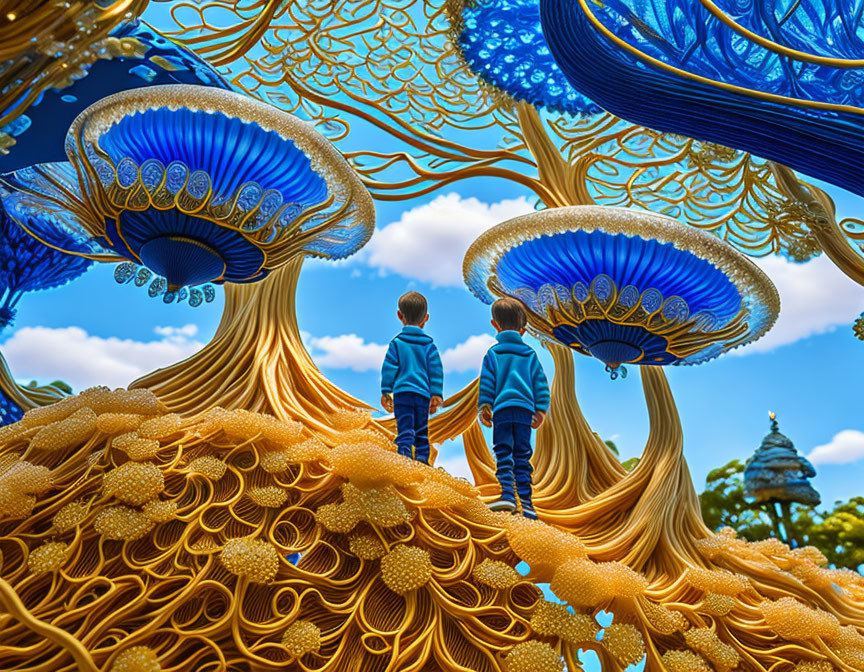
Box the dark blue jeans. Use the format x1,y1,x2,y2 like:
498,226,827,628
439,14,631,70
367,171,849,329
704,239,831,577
492,407,534,510
393,392,431,463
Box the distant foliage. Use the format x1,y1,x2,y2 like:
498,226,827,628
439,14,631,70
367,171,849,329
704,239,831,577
0,206,92,330
700,460,864,570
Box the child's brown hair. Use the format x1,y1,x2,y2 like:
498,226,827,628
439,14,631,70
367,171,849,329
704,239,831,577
491,297,528,331
398,291,428,325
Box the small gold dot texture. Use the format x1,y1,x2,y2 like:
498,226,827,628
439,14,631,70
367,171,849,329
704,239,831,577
701,592,735,616
142,499,178,523
27,541,69,575
380,545,432,594
530,600,599,645
761,597,841,641
281,619,321,658
793,662,835,672
417,480,466,509
502,640,563,672
683,627,741,669
339,428,393,451
103,461,165,505
259,438,326,473
316,483,409,533
30,407,98,451
112,433,161,461
96,413,145,434
94,505,155,541
685,567,749,596
602,623,645,667
504,515,586,576
329,408,370,431
110,645,161,672
0,460,53,518
348,532,386,560
639,597,688,634
550,558,647,608
187,455,227,480
53,500,90,533
473,559,521,590
248,486,289,508
137,413,182,440
220,537,280,584
661,650,713,672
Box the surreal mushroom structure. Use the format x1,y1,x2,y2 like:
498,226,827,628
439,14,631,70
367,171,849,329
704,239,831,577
2,85,375,303
464,205,780,377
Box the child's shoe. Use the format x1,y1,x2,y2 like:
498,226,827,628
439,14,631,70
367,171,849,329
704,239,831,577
488,498,516,513
521,505,538,520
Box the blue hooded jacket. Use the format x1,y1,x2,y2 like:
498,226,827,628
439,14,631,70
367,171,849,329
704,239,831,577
479,331,550,414
381,326,444,399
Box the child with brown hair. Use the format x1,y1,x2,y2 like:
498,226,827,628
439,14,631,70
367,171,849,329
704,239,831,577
381,291,444,464
478,297,549,518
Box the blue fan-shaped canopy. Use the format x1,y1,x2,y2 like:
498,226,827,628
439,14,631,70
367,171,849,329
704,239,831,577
0,20,230,173
4,85,375,297
464,206,779,368
452,0,600,115
0,197,93,330
539,0,864,195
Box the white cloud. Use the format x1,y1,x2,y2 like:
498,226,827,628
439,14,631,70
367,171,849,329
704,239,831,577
306,334,388,372
364,193,535,287
2,325,204,390
441,333,495,372
808,430,864,466
736,255,864,354
305,331,495,375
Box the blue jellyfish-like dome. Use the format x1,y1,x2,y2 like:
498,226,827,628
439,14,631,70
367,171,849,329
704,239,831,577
0,20,230,173
539,0,864,194
453,0,600,115
464,206,779,370
3,85,375,300
0,200,93,331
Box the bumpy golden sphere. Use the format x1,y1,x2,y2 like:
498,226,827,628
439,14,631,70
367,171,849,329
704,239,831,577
248,486,289,508
260,438,327,473
97,413,145,434
602,623,645,667
187,456,227,480
258,414,303,447
281,620,322,658
103,461,165,505
348,532,386,560
78,387,165,417
112,433,160,461
751,537,794,559
330,408,370,431
683,627,740,669
0,491,36,518
27,541,69,575
349,484,410,528
789,561,838,592
328,442,421,488
505,516,586,576
381,545,433,594
761,597,841,641
30,407,98,451
316,501,363,534
94,506,155,540
138,413,182,440
53,500,90,533
639,598,687,634
142,499,178,523
416,480,466,509
339,428,394,451
473,559,521,590
530,600,599,644
792,546,829,567
701,593,735,616
502,641,563,672
661,650,712,672
551,559,647,608
1,460,52,494
685,567,749,596
110,645,161,672
793,662,835,672
220,537,280,584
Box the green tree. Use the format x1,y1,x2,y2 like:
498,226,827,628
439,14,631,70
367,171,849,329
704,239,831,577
699,460,864,571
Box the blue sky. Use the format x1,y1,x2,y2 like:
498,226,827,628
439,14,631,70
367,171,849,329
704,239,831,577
3,6,864,511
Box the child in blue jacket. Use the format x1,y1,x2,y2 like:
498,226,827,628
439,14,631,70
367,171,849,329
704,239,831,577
381,292,444,464
478,298,550,518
